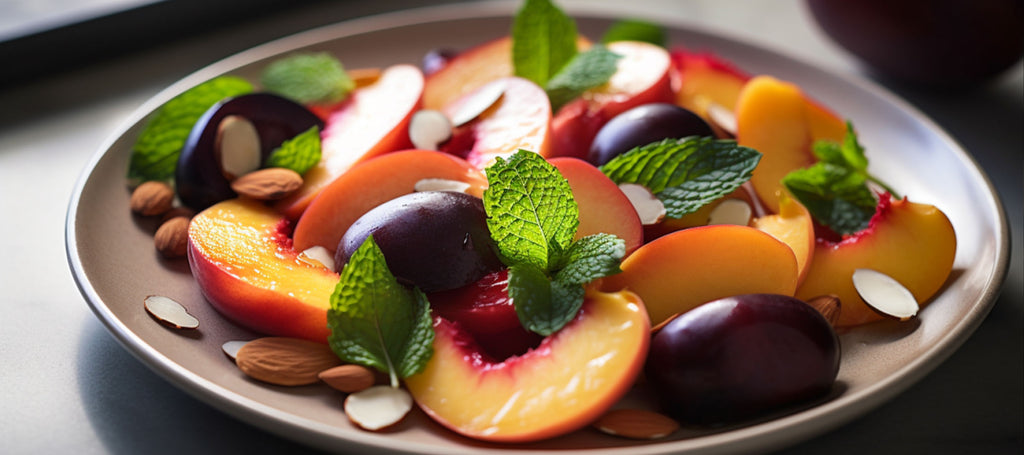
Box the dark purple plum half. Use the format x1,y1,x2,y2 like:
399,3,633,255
175,93,324,210
588,102,714,166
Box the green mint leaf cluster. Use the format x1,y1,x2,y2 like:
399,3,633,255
484,151,625,336
600,137,762,218
327,236,434,387
512,0,622,109
261,52,355,105
264,125,322,175
128,76,253,183
782,122,896,235
545,45,621,110
601,19,666,47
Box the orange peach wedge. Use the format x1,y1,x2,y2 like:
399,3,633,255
671,49,749,122
405,289,649,442
602,224,799,326
753,194,815,286
188,199,338,342
548,157,643,256
292,150,486,253
796,196,956,327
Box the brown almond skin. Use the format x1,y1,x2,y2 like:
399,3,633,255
235,337,341,386
319,364,376,393
593,409,680,440
130,181,175,216
154,217,190,258
230,168,303,200
807,294,841,326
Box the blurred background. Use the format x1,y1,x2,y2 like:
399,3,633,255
1,0,1020,454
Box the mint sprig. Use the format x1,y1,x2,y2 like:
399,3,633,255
128,76,253,183
782,121,896,235
261,52,355,105
327,236,434,387
512,0,578,87
599,137,762,218
601,19,666,47
484,150,625,336
264,125,322,175
545,45,621,110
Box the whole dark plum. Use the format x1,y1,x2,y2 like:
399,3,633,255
645,294,840,425
336,191,503,293
175,93,323,210
587,103,714,166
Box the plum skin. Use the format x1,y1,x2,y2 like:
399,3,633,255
588,103,714,166
336,191,503,293
645,293,840,425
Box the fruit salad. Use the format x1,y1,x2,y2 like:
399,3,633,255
128,0,956,445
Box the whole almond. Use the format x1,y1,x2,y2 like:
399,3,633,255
593,409,680,440
230,168,303,200
319,364,376,393
807,294,841,326
235,337,341,386
154,216,190,258
130,181,174,216
160,206,195,223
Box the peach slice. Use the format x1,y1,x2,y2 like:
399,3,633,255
405,289,650,442
188,199,338,342
601,224,799,326
753,194,815,286
735,76,845,213
548,157,643,256
423,37,513,112
292,150,486,253
549,40,675,159
670,49,749,121
441,77,552,169
795,196,956,327
275,64,425,219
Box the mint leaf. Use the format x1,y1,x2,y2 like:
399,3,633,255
553,234,624,286
600,137,761,218
261,52,355,105
512,0,578,87
484,150,578,270
545,45,621,110
508,263,584,336
601,19,666,47
264,125,322,175
128,76,253,183
327,236,434,387
783,122,894,235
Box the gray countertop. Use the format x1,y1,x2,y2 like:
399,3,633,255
1,1,1020,453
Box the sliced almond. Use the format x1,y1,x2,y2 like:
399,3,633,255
806,294,841,326
706,102,737,138
144,295,199,329
217,115,262,180
852,268,919,321
230,168,303,200
449,80,505,126
235,337,341,386
593,409,680,440
414,178,471,193
222,340,249,361
319,364,376,393
409,109,452,150
154,216,190,258
130,181,175,216
619,183,666,225
344,385,413,431
707,198,752,226
298,245,336,271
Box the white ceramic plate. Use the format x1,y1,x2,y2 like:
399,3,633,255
66,2,1009,454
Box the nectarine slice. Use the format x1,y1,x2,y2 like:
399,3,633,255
548,157,643,256
275,64,425,219
423,37,513,112
795,196,956,327
602,224,799,326
405,289,649,443
292,150,486,253
754,195,815,286
188,199,338,342
735,76,845,213
671,49,749,121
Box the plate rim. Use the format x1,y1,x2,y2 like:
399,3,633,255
65,1,1011,454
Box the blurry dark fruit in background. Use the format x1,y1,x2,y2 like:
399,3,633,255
805,0,1023,89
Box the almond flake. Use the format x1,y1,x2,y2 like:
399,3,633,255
144,295,199,329
619,183,665,225
409,109,452,150
414,178,471,193
222,340,249,361
344,385,413,431
449,80,505,126
707,198,752,226
217,115,262,180
852,268,919,321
